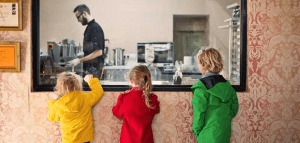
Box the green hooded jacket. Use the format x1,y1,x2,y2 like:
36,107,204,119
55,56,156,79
191,75,238,143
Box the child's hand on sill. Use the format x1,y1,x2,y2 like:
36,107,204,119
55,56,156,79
84,74,93,83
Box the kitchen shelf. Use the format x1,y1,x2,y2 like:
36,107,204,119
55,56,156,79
218,3,241,82
227,3,240,9
218,25,239,29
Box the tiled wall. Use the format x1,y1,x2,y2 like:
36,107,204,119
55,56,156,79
0,0,299,142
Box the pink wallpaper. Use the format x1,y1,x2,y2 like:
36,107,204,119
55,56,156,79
0,0,300,142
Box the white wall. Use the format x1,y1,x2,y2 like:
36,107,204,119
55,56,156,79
40,0,239,68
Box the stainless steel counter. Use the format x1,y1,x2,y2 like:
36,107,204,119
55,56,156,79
101,65,201,85
99,80,170,85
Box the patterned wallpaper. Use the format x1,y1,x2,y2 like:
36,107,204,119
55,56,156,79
0,0,299,142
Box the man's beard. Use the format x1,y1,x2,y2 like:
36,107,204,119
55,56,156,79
81,17,88,25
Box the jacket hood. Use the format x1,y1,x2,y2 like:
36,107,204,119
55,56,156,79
55,91,84,112
191,75,235,102
206,81,235,102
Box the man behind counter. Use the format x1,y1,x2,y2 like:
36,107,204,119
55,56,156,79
68,4,105,79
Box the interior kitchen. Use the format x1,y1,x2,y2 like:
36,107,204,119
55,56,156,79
39,0,241,87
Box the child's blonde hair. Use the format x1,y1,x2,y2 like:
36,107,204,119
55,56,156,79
196,48,223,73
55,72,83,96
129,64,154,109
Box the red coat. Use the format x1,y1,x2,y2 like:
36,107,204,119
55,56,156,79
112,87,160,143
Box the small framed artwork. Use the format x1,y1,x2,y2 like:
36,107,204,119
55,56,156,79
0,0,22,31
0,42,20,72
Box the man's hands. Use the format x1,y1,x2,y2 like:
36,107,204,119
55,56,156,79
84,74,93,83
67,58,81,66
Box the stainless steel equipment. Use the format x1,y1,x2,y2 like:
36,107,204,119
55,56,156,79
40,39,83,74
137,42,174,67
113,48,125,66
102,65,161,82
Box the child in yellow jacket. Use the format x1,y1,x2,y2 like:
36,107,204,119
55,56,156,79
47,72,104,143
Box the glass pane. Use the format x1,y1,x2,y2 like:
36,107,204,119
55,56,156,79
37,0,242,87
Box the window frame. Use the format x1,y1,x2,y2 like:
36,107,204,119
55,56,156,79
32,0,247,92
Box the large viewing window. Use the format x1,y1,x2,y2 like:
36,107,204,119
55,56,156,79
32,0,247,91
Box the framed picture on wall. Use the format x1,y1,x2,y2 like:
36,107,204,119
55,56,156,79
0,0,22,31
0,42,20,72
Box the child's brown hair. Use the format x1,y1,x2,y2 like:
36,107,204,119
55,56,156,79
55,72,83,96
196,48,223,73
128,64,154,108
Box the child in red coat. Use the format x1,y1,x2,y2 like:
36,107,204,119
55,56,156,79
112,64,160,143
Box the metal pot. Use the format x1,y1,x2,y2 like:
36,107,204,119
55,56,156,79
113,48,125,66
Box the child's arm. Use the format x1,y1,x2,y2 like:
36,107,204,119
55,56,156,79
155,100,160,114
85,78,104,106
152,95,160,114
47,100,60,122
191,88,208,137
230,91,239,118
112,93,124,118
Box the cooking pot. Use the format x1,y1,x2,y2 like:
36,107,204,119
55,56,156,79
113,48,125,66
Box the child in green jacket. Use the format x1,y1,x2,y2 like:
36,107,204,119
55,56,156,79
191,48,239,143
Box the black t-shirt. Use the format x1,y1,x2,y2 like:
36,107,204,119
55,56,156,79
82,19,105,78
83,19,105,65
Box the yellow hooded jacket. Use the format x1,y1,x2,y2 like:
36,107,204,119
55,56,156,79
47,78,104,143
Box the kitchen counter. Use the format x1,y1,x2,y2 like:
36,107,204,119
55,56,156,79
101,65,201,85
38,65,201,86
100,80,170,85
